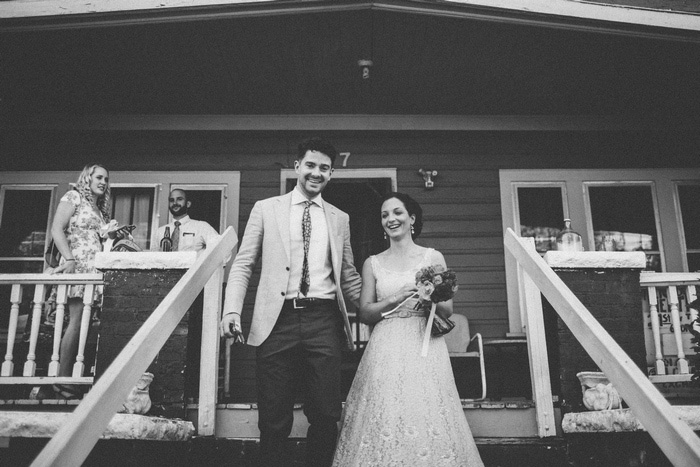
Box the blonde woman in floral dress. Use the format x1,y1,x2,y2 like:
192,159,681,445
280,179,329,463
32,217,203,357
47,163,111,398
332,192,483,466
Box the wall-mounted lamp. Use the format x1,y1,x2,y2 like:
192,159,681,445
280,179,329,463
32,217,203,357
358,59,373,79
418,168,438,190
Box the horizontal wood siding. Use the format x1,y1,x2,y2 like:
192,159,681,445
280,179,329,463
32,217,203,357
3,129,700,340
3,128,700,400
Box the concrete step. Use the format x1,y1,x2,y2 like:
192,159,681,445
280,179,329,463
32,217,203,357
187,398,558,439
0,436,571,467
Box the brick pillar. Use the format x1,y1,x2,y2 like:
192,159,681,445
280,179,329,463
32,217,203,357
542,251,647,414
94,252,197,419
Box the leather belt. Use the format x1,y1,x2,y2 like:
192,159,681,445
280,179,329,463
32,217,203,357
285,298,336,309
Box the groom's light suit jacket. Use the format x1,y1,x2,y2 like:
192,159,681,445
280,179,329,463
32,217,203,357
223,191,362,350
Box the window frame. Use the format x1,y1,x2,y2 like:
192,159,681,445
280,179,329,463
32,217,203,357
0,171,240,270
582,180,665,267
279,168,397,195
0,183,58,266
500,168,700,335
673,180,700,272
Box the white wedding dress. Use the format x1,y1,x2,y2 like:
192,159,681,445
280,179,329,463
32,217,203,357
332,248,484,467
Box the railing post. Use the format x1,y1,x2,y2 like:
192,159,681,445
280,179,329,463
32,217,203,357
2,284,22,377
647,286,666,375
48,285,68,377
668,286,689,374
517,237,556,438
198,264,224,436
72,284,95,377
24,284,45,376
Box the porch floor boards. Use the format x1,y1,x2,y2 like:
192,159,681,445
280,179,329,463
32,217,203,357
0,436,570,467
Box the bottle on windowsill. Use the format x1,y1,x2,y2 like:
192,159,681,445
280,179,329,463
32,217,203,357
160,226,172,252
556,218,583,252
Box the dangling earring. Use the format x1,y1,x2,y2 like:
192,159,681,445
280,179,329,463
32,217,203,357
383,231,387,240
411,225,415,235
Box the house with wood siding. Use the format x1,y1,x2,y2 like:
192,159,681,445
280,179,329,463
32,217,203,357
1,0,700,465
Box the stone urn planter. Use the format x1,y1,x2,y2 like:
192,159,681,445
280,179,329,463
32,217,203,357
577,371,622,411
118,372,154,415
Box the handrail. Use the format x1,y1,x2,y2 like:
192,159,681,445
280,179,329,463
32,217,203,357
30,227,238,467
504,228,700,467
0,273,103,285
640,271,700,287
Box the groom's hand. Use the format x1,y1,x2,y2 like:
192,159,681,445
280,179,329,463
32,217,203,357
220,313,241,338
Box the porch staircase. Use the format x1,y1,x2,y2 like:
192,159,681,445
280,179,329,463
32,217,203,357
5,230,700,466
1,398,568,467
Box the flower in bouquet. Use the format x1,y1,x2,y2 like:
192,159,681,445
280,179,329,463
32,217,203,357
414,264,459,311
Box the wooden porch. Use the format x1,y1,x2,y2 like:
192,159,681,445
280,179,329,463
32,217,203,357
0,231,698,466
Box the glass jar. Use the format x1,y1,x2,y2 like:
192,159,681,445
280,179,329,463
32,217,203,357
556,219,583,252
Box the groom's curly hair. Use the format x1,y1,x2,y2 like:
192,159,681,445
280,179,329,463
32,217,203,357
297,137,338,167
380,192,423,239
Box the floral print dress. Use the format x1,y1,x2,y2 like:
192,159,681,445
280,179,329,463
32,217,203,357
332,248,483,467
60,190,106,301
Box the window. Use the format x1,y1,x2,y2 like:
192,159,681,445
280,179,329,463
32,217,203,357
585,183,662,272
0,171,240,265
0,185,54,274
676,183,700,272
169,184,228,234
500,169,700,335
110,172,239,252
516,185,567,254
111,186,156,250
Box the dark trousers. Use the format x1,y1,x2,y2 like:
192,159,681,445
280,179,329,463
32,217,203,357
256,300,344,467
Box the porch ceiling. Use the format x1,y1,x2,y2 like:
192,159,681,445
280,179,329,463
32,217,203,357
1,3,700,120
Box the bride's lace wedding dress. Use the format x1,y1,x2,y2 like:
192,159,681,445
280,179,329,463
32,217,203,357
332,248,483,466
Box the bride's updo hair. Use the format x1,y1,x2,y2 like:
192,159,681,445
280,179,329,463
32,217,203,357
380,192,423,239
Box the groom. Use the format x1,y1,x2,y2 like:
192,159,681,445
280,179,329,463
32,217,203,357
220,137,362,467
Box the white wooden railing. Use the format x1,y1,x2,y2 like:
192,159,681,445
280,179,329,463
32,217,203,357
504,229,700,467
640,272,700,383
30,227,238,467
0,274,103,387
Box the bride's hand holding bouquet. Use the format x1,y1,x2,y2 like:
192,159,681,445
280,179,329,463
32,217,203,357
415,264,459,356
381,264,459,357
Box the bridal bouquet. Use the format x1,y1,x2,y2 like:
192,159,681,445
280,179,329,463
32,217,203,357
381,264,459,357
415,264,458,308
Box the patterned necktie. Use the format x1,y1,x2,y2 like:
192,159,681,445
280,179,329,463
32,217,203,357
299,201,312,296
171,221,181,251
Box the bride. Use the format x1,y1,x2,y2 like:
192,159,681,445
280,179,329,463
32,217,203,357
332,192,483,466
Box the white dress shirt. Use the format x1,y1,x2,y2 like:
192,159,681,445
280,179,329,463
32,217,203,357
286,187,335,299
154,214,220,252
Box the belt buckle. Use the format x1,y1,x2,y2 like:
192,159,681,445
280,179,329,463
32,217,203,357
398,310,410,318
293,298,306,309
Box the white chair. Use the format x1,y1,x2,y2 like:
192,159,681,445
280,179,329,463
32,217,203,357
444,313,487,400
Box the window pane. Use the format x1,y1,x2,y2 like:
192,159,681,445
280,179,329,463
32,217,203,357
589,186,658,250
517,187,565,253
688,254,700,273
0,189,51,258
182,190,222,233
589,185,660,271
111,188,155,250
678,184,700,250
